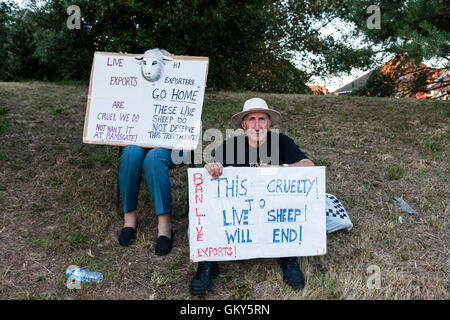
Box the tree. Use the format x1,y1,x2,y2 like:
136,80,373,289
5,0,446,94
244,49,311,93
0,2,11,79
2,0,289,89
330,0,449,91
354,56,446,97
331,0,449,65
267,0,378,78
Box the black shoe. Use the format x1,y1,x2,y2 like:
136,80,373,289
190,261,219,295
118,222,138,247
118,227,136,246
278,257,305,290
155,231,174,256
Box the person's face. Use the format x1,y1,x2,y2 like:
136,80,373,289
241,112,272,146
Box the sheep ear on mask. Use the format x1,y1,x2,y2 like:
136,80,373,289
160,49,173,60
162,55,174,62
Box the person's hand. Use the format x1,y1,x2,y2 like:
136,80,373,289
205,162,223,179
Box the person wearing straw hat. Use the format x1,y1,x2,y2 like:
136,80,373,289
190,97,314,295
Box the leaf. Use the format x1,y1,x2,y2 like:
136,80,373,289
86,249,95,258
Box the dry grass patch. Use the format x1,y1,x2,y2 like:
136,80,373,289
0,82,448,300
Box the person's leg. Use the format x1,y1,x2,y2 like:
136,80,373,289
143,148,181,238
157,213,172,238
119,145,146,218
122,210,137,229
142,148,183,238
143,148,184,255
118,145,146,246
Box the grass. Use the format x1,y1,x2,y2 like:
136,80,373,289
0,82,448,300
387,162,407,180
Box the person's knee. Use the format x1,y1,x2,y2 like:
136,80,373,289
120,145,145,165
146,148,171,167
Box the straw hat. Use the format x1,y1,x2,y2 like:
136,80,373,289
231,98,281,128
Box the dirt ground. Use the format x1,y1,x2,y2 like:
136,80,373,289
0,82,448,300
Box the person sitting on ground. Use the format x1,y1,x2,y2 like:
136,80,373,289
190,97,314,295
118,146,184,255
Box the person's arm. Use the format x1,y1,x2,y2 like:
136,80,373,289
260,134,314,167
283,159,314,167
260,158,314,168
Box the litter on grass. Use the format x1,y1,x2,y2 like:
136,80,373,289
394,197,417,214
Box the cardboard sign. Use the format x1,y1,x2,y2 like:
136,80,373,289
188,166,327,262
83,52,209,150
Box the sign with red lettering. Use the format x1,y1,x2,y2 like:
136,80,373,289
83,52,209,150
188,166,327,262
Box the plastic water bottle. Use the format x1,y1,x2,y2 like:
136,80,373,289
65,265,103,284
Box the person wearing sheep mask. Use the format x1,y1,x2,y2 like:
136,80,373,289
189,97,314,295
117,49,177,256
118,146,181,255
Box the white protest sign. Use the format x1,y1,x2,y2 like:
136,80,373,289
188,166,327,262
83,52,209,150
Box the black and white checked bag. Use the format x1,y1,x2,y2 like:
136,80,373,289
325,193,353,233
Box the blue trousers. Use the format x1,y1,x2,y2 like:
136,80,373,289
118,146,183,215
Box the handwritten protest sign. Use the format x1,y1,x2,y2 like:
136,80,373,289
83,52,208,150
188,166,327,262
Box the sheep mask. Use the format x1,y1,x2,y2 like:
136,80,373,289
135,48,173,82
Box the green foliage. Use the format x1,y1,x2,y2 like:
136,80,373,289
1,0,447,92
0,2,14,79
244,50,311,93
387,163,407,180
0,0,366,91
232,280,252,300
1,0,297,90
0,107,8,115
0,118,9,133
331,0,449,67
352,68,396,97
353,55,444,97
0,104,9,133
